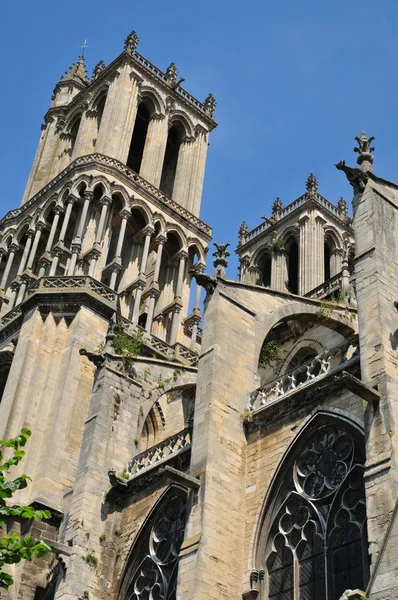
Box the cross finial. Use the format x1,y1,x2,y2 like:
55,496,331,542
80,40,88,57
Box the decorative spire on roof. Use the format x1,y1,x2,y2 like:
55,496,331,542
61,55,89,86
306,173,318,196
124,30,139,55
204,93,216,118
337,196,348,216
166,62,178,85
353,131,375,172
213,243,230,278
92,60,106,81
272,196,283,216
238,221,249,245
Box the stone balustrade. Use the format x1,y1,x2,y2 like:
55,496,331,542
248,336,359,413
25,275,117,304
127,427,192,477
305,269,356,300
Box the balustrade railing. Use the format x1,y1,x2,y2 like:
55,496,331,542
127,427,192,476
305,268,356,300
248,336,359,413
24,276,117,304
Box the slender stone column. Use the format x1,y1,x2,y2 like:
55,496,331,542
139,226,154,276
17,231,34,276
58,196,77,243
314,216,326,287
49,249,62,277
45,205,64,253
175,251,188,300
95,197,112,245
26,223,45,271
331,248,343,278
0,244,18,290
109,210,130,290
131,281,145,324
7,282,20,311
56,132,74,174
139,114,168,187
67,192,93,276
88,250,101,278
145,235,166,334
75,191,93,242
169,306,182,346
298,216,309,295
170,251,188,344
115,210,130,258
172,137,195,206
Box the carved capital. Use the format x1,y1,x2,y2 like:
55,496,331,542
118,209,131,221
155,234,167,246
150,112,165,122
84,190,94,202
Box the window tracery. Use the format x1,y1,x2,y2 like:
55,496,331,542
121,490,187,600
264,422,368,600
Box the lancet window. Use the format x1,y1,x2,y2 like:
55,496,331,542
118,487,187,600
286,237,299,295
263,420,369,600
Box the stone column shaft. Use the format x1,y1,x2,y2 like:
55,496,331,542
175,253,187,299
75,194,92,241
17,234,34,276
1,249,16,289
72,111,97,159
95,199,111,244
26,227,43,270
139,228,153,275
59,200,75,243
46,211,62,252
115,213,129,259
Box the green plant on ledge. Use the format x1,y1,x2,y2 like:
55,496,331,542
112,329,143,358
259,339,282,367
83,554,98,566
268,235,285,253
118,470,130,480
316,290,346,319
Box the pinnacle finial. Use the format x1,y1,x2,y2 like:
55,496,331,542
204,93,216,118
272,197,283,216
337,196,348,216
166,62,178,84
353,131,375,172
213,243,230,278
238,221,249,245
124,30,139,54
61,54,89,85
306,173,318,196
92,60,106,81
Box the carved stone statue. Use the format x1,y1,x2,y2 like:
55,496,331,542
335,160,369,193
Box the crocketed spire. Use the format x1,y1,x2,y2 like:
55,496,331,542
60,55,89,86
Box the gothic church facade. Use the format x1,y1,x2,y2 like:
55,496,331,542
0,30,397,600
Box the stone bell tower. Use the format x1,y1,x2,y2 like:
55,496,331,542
237,174,355,301
0,29,216,600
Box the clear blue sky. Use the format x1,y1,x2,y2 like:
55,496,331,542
1,1,397,277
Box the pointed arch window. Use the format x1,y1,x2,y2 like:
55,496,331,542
262,421,369,600
118,487,187,600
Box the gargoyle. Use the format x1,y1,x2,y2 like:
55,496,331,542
189,269,217,294
108,468,128,488
335,161,369,193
